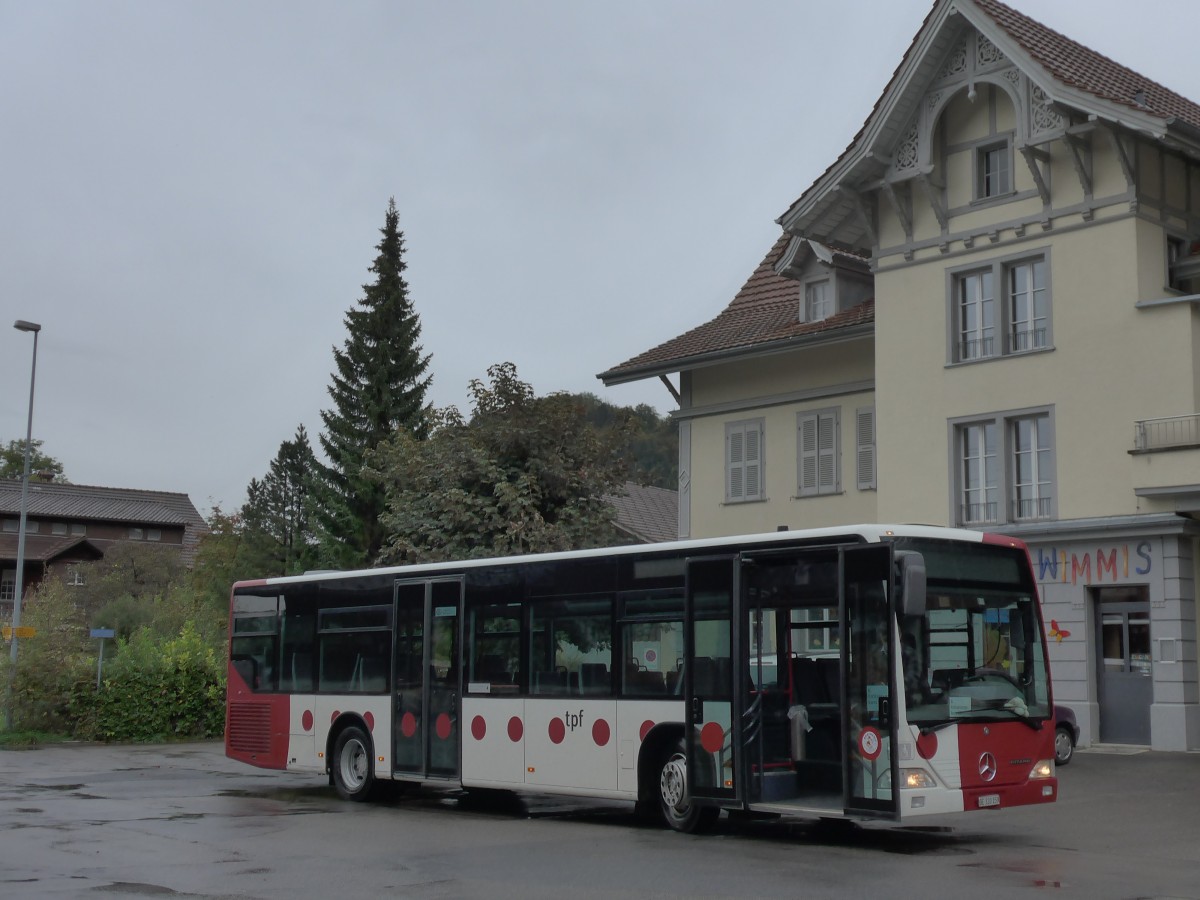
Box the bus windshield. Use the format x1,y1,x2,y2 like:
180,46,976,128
896,539,1051,728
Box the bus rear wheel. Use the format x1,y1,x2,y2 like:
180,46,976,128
332,725,376,801
657,741,719,834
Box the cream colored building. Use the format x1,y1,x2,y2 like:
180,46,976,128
601,0,1200,751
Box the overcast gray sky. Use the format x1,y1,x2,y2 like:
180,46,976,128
2,0,1195,514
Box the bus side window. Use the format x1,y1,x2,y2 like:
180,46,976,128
232,655,259,689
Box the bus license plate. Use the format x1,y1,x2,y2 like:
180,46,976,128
977,794,1000,808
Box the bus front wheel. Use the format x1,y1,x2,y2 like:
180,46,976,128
657,740,719,834
332,725,376,801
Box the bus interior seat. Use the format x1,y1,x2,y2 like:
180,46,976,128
476,654,510,683
289,652,313,692
580,662,609,693
534,670,567,693
359,657,386,692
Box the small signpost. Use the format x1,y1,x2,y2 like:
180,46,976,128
2,626,36,641
91,628,115,689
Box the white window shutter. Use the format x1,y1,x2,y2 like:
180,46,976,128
728,428,745,500
856,407,876,490
799,415,818,494
744,423,762,499
817,413,837,491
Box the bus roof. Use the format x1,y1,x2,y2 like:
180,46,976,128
232,523,1001,591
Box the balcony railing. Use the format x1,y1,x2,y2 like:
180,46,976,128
957,336,995,362
1134,415,1200,451
1013,496,1053,521
960,502,999,525
1007,327,1047,353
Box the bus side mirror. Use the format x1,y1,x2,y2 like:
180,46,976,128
896,552,926,616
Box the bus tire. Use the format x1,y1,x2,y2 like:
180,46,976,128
657,740,719,834
332,725,376,802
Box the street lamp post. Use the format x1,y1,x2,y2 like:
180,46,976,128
6,319,40,731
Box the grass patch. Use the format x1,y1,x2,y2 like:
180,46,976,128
0,730,72,749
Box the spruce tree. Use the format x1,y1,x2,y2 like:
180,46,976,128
314,198,432,567
241,425,319,575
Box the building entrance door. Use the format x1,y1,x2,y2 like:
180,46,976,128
1095,586,1152,745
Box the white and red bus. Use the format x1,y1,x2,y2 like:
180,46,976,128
226,524,1057,832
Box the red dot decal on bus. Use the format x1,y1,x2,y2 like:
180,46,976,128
548,718,566,744
592,719,610,747
700,721,724,754
508,716,523,742
916,731,938,759
331,710,341,724
472,715,486,741
401,711,417,738
436,713,452,740
639,720,654,742
364,712,375,732
301,710,314,732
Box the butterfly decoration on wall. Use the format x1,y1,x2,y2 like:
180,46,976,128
1049,620,1070,643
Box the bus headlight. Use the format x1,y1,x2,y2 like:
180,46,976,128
1030,759,1054,779
901,768,938,789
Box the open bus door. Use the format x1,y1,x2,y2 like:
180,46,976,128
393,576,464,781
840,544,900,819
683,555,742,808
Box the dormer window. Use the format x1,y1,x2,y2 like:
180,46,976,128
804,280,833,322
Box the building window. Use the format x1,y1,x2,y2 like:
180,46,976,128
52,522,68,536
951,253,1051,363
957,270,995,360
798,409,839,496
726,419,764,503
952,408,1055,526
1011,416,1053,521
804,280,833,322
977,140,1011,198
959,422,998,524
2,520,16,533
129,527,144,540
1,569,14,603
70,523,86,536
1008,260,1048,352
855,407,876,491
147,528,162,542
67,567,86,587
1168,235,1200,292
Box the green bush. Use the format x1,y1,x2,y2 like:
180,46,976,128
91,622,226,742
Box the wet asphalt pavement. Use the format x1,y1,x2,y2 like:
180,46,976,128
1,740,1198,899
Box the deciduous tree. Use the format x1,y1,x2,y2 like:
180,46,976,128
367,362,631,564
0,438,66,481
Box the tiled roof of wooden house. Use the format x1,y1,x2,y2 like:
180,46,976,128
0,479,208,564
0,534,105,565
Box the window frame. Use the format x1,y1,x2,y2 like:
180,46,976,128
949,406,1057,527
725,418,765,503
947,250,1053,364
797,407,841,497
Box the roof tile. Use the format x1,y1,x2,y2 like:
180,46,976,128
601,235,874,380
975,0,1200,129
